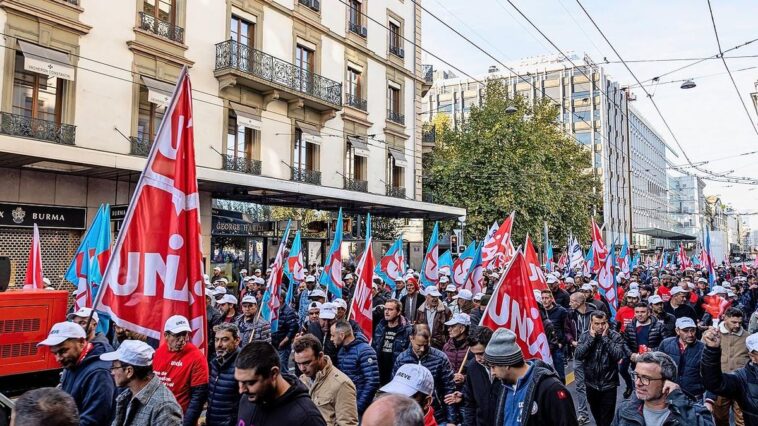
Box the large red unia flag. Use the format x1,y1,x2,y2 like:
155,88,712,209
482,212,515,270
23,223,43,290
523,235,549,292
350,238,375,342
591,219,607,274
481,251,552,364
96,68,207,352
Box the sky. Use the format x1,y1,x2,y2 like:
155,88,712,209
421,0,758,227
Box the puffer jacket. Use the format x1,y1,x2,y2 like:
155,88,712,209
415,302,452,349
207,348,241,426
393,347,459,425
462,358,501,426
372,316,412,361
272,304,299,348
307,319,367,367
337,338,380,415
442,336,470,373
702,345,758,426
659,337,705,398
655,311,677,338
493,360,577,426
236,316,271,345
60,343,116,426
623,317,665,353
575,329,628,391
611,389,714,426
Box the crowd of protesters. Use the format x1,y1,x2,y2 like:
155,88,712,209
12,260,758,426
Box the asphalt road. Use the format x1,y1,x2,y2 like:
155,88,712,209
564,362,627,426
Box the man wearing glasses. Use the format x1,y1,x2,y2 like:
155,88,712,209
612,351,713,425
153,315,209,426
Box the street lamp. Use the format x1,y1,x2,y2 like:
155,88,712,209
680,79,696,90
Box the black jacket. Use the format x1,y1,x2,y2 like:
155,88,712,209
493,360,578,426
461,358,501,426
400,293,425,322
655,311,677,338
575,330,628,391
207,348,241,426
623,317,665,353
611,389,714,426
545,304,571,345
236,375,326,426
702,345,758,426
553,288,571,309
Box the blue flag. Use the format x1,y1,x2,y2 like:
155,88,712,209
284,230,304,306
320,208,344,298
706,228,716,285
261,220,291,333
420,222,440,288
375,238,405,289
438,250,453,277
452,241,477,288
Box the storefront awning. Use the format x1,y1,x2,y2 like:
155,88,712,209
347,135,369,157
388,147,408,168
18,40,75,81
297,121,322,145
141,76,175,107
633,228,697,240
230,102,262,131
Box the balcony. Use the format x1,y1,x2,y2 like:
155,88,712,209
421,65,433,96
298,0,320,11
389,45,405,58
215,40,342,111
138,12,184,44
422,127,436,143
387,109,405,125
130,136,151,156
223,155,261,175
344,176,368,192
291,166,321,185
0,112,76,145
386,184,406,199
349,22,367,38
345,93,367,111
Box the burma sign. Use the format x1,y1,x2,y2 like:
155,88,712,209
0,203,86,229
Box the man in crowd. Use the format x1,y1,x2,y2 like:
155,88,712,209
548,275,571,308
659,317,705,401
612,351,714,425
100,340,183,426
10,387,80,426
236,295,272,345
400,278,425,324
704,307,749,425
67,307,113,352
469,294,489,329
568,292,594,425
215,294,240,325
649,295,677,338
362,394,425,426
575,311,627,426
393,324,458,425
234,341,326,425
37,321,115,426
389,277,406,300
271,289,300,368
542,289,572,383
373,298,412,385
443,313,470,375
378,363,438,425
461,327,501,426
152,315,209,426
294,334,358,426
665,287,697,321
485,328,578,426
702,329,758,426
207,323,243,426
331,320,380,416
621,302,666,399
415,286,452,349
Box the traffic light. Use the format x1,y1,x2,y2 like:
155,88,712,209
450,235,459,254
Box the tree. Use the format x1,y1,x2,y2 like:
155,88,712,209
425,79,602,246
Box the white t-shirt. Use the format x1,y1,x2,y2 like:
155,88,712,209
642,406,669,426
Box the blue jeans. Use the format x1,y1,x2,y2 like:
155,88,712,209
278,347,291,372
552,347,566,383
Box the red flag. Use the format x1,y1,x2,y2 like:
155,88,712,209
96,68,207,353
678,244,690,270
703,295,731,319
23,223,43,290
350,238,375,342
742,263,749,274
482,212,515,270
481,252,552,364
591,219,607,273
523,235,549,292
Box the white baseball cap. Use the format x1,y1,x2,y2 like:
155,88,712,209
675,317,696,329
214,286,227,295
309,289,327,299
424,287,441,298
648,295,663,304
626,290,640,299
38,321,86,346
564,277,575,284
697,277,707,283
473,292,485,301
100,340,155,366
746,332,758,353
241,295,258,304
305,275,316,283
319,302,337,320
308,301,322,311
445,284,457,293
444,313,471,327
580,284,593,291
380,364,434,396
220,294,238,305
454,289,473,301
722,281,732,288
707,286,727,296
629,283,639,290
344,273,355,280
67,307,99,323
164,315,192,334
546,275,558,284
670,287,688,296
333,298,348,310
254,268,262,274
589,280,599,287
240,269,247,274
440,275,450,284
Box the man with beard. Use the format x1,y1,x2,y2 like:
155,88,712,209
37,322,115,426
621,303,666,399
237,295,272,345
649,295,677,338
373,299,412,385
207,323,243,426
659,317,705,401
548,275,571,308
460,327,502,426
67,307,113,352
235,341,326,425
541,289,572,383
665,287,697,321
415,287,452,349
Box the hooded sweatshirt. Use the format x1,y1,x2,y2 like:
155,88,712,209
236,375,327,426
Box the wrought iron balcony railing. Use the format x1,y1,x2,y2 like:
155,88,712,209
344,176,368,192
389,45,405,58
386,184,406,199
345,93,367,111
0,112,76,145
138,12,184,43
223,155,262,175
291,166,321,185
61,0,79,5
129,136,151,156
422,65,434,83
215,40,342,108
422,129,436,143
298,0,320,11
349,22,367,37
387,109,405,125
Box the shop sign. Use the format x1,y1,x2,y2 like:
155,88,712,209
0,202,86,229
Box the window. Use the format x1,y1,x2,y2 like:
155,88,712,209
347,67,361,99
227,112,256,160
389,21,402,56
349,0,361,26
143,0,175,23
438,100,453,114
12,52,62,123
387,85,400,114
137,85,166,143
231,15,254,47
294,129,317,171
295,44,314,92
345,143,367,181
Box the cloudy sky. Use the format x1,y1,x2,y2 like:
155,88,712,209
421,0,758,226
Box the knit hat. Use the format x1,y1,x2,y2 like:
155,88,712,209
484,328,524,366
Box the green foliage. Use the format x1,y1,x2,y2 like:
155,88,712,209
425,79,602,246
